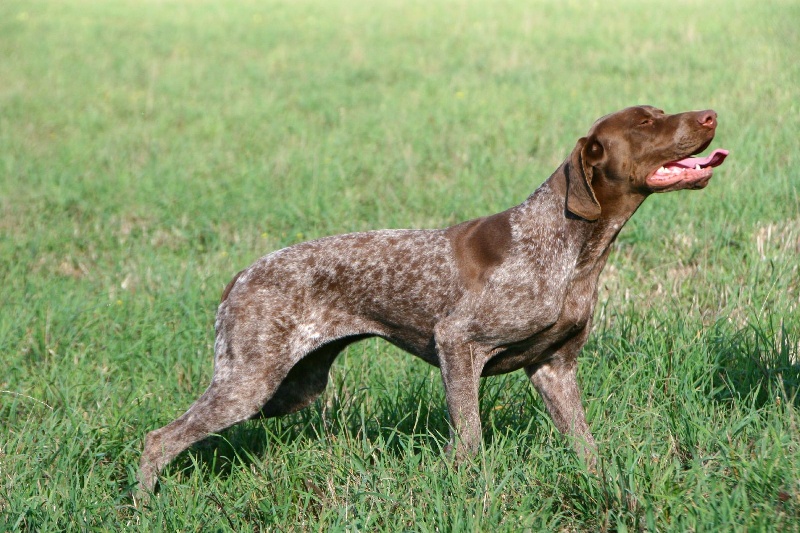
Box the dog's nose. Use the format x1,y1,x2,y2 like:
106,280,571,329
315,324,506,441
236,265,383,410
697,110,717,129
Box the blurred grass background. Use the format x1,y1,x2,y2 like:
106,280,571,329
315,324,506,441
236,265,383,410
1,0,798,530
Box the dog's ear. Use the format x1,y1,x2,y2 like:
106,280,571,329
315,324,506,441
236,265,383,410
565,136,602,221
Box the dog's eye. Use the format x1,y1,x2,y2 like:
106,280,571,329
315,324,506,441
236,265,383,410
639,118,654,126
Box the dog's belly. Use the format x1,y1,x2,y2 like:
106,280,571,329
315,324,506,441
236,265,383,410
381,331,439,366
481,351,540,375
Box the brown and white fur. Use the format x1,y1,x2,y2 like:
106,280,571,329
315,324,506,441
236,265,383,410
138,105,724,496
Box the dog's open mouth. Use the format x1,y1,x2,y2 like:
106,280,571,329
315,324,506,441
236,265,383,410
646,148,729,191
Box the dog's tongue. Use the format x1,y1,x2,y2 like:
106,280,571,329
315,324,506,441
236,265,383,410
668,148,729,169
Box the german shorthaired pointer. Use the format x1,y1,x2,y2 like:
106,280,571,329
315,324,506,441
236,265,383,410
138,105,728,494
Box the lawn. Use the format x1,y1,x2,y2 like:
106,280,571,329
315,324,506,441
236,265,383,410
1,0,799,530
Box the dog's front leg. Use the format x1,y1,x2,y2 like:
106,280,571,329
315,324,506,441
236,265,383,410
439,352,483,460
525,334,597,470
434,321,487,461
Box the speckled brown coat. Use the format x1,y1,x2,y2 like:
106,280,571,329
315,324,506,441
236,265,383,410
138,106,724,496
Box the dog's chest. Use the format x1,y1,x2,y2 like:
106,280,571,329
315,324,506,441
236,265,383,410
481,274,597,375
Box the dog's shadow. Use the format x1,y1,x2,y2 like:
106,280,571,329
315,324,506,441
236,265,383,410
710,318,800,408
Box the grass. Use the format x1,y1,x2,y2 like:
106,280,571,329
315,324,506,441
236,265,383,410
1,0,799,530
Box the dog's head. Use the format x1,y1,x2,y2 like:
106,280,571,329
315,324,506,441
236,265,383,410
565,105,729,221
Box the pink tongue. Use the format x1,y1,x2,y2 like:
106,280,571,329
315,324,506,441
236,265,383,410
668,148,729,169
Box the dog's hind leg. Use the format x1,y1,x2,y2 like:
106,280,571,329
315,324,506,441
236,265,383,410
137,362,287,496
137,328,370,498
137,309,299,497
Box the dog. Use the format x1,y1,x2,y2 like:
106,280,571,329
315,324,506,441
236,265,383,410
138,105,728,494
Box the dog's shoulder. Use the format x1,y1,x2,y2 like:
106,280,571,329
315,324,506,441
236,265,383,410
446,210,513,292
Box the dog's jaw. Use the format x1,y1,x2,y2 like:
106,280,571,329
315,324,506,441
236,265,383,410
646,148,729,191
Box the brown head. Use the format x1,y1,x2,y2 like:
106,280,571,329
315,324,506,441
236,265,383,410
565,105,728,221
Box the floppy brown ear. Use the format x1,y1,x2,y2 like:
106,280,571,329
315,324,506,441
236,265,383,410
565,136,602,221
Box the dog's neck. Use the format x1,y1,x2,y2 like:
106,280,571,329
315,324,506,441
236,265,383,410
517,164,648,271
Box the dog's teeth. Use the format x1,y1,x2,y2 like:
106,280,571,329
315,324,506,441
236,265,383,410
695,164,701,170
659,166,666,173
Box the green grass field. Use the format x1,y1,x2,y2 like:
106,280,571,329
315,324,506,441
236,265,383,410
2,0,799,530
